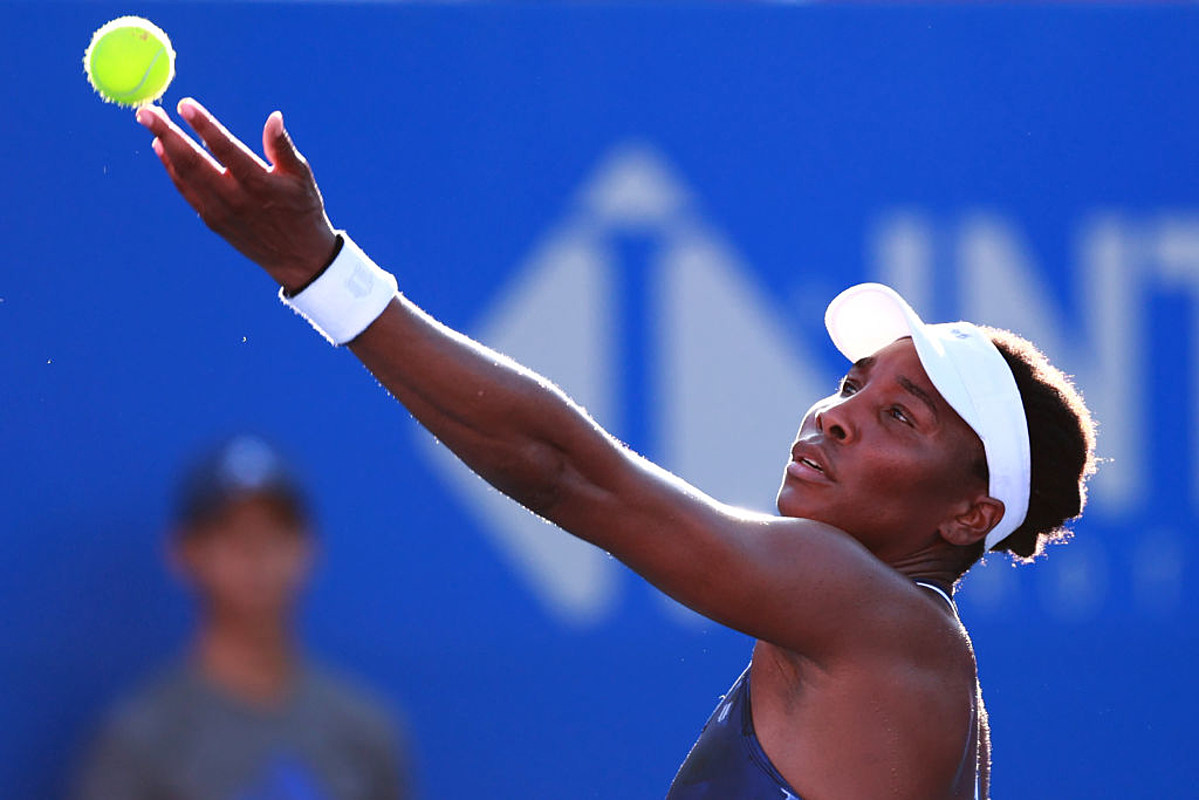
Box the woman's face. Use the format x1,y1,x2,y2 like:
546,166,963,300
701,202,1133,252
777,338,988,560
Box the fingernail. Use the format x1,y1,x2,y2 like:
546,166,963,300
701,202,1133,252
152,138,164,156
177,99,195,120
135,108,151,127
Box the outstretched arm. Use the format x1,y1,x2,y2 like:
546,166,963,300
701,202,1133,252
136,100,913,655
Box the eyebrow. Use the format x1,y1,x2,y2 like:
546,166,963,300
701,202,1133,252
850,355,940,423
897,376,941,422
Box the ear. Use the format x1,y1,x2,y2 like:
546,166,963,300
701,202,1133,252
939,496,1006,547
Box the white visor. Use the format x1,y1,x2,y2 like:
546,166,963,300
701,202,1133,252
824,283,1030,550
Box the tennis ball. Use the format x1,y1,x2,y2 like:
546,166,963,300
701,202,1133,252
84,16,176,108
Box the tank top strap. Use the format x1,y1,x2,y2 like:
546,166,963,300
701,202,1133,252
913,579,955,611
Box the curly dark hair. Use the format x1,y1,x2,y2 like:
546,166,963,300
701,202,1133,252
977,327,1098,562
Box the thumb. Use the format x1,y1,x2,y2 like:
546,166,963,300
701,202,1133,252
263,111,309,174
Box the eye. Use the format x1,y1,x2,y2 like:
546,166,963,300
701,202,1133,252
888,405,913,425
838,377,859,396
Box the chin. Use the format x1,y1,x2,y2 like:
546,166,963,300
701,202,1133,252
775,482,816,520
776,483,848,534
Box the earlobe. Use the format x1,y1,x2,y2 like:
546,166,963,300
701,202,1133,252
941,497,1006,547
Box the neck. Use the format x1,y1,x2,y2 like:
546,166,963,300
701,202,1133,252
886,541,968,594
193,613,297,707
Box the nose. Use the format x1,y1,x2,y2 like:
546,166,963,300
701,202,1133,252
815,396,857,443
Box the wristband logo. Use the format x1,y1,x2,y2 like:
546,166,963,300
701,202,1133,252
346,264,375,299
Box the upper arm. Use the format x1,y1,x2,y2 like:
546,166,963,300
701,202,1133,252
537,426,908,658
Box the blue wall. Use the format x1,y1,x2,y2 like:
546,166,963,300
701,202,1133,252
1,2,1196,798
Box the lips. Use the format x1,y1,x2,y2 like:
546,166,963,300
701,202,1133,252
788,441,835,481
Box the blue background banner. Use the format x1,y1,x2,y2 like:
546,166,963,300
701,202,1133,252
1,2,1196,798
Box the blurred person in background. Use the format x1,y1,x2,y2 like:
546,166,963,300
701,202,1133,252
72,434,413,800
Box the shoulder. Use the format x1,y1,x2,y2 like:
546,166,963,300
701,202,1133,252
763,522,977,672
840,581,979,705
73,664,198,789
90,664,199,747
861,578,978,669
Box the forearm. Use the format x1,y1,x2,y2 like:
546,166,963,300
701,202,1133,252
348,293,607,518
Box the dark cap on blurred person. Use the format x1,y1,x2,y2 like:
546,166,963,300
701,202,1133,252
174,435,309,531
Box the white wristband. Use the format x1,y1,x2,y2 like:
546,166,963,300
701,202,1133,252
279,232,398,346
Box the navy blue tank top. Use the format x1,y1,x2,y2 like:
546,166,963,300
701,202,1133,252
665,665,804,800
665,582,980,800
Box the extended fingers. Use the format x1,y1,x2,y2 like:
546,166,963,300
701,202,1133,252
177,98,270,180
149,132,232,225
137,105,225,179
138,106,233,224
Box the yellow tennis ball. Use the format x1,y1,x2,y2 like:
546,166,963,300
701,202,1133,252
84,16,176,108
